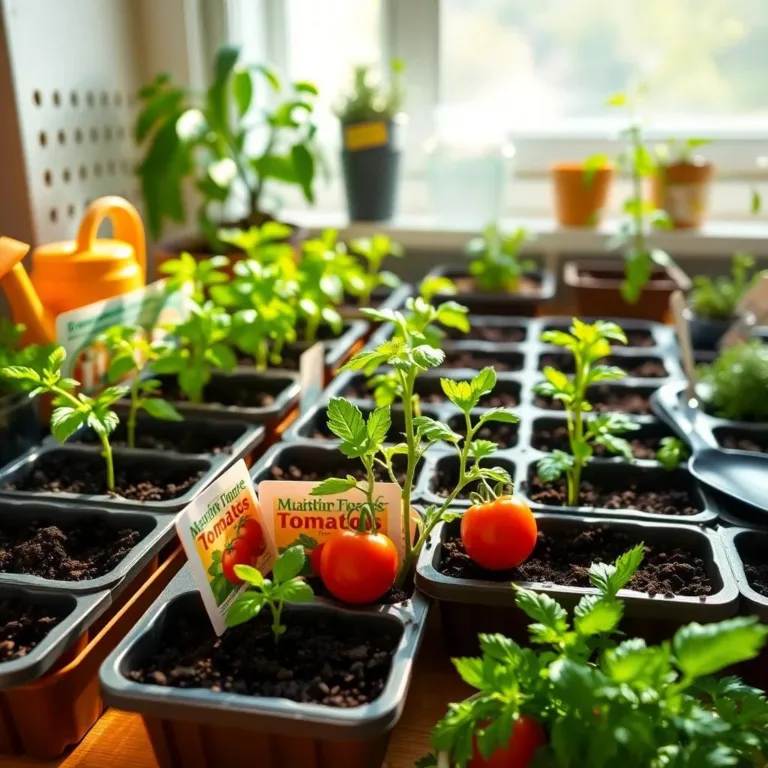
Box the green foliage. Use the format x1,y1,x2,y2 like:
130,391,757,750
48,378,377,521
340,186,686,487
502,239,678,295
466,223,535,292
136,45,319,243
689,253,757,321
656,136,712,165
428,547,768,768
0,347,124,490
151,301,237,403
226,545,314,643
336,59,405,123
0,319,54,396
158,253,230,305
347,234,404,306
534,319,638,505
100,325,183,448
698,340,768,422
655,436,689,471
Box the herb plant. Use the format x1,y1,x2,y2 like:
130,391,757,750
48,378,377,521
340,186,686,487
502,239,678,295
137,45,319,245
424,546,768,768
1,348,125,490
698,340,768,422
466,223,535,292
347,234,404,306
689,253,757,321
0,319,54,396
226,545,314,643
336,59,405,124
158,253,230,304
655,136,711,165
534,319,640,505
655,436,689,471
100,325,183,448
152,301,237,403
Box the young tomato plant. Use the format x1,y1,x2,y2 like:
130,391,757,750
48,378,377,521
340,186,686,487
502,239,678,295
153,300,237,403
466,223,535,292
348,234,404,306
655,436,689,471
534,319,639,506
0,319,54,396
423,545,768,768
226,545,315,643
159,252,230,304
100,324,182,448
1,347,126,490
688,252,757,321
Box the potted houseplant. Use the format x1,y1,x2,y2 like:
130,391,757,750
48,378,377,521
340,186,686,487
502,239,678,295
551,155,614,227
565,88,691,321
427,223,556,316
652,137,714,229
336,59,406,222
685,253,757,350
136,44,319,263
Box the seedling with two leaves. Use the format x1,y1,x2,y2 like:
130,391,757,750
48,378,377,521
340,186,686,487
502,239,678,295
347,234,404,306
0,348,125,490
534,319,639,506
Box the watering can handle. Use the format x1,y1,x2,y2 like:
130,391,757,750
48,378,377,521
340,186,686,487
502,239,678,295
76,197,146,281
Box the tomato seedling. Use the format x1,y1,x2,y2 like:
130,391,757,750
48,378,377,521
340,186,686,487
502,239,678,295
689,252,757,322
465,223,535,292
655,436,689,471
423,545,768,768
226,545,315,643
159,252,230,305
100,324,183,448
533,319,639,506
348,233,404,306
1,347,126,490
0,319,55,397
296,234,345,344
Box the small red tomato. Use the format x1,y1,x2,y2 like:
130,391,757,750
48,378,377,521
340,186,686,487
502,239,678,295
236,516,266,556
221,537,253,585
320,531,398,604
310,542,325,576
461,495,537,571
469,716,546,768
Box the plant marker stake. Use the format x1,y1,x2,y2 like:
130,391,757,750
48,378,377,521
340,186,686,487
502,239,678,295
670,290,697,403
720,272,768,349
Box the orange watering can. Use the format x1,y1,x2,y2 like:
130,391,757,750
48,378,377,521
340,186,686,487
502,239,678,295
0,196,146,345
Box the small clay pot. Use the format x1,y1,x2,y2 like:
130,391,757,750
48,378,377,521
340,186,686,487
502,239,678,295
551,162,614,227
651,160,714,229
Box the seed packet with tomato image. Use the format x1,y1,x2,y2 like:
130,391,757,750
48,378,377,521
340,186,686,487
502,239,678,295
175,459,276,634
257,480,406,576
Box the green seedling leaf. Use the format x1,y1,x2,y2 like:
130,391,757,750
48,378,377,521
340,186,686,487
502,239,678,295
413,415,460,443
478,408,519,425
536,450,574,483
273,544,306,583
310,476,359,496
655,436,690,471
234,564,264,586
366,405,392,446
574,594,624,636
226,592,266,627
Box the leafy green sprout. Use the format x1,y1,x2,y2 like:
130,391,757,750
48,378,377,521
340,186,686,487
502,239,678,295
534,319,639,506
688,252,757,321
158,252,230,305
0,319,54,395
336,59,406,123
0,348,126,491
348,234,404,306
99,325,183,449
226,545,314,644
424,545,768,768
655,137,712,166
655,436,689,471
466,223,536,292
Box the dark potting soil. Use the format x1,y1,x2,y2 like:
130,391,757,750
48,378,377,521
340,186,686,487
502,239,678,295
76,423,237,456
0,521,142,581
448,418,519,449
0,599,66,662
716,432,768,455
440,350,523,373
128,609,400,707
3,453,205,501
527,474,701,516
431,461,515,500
535,385,652,415
309,576,412,606
542,327,655,348
743,559,768,598
446,325,526,343
531,423,668,459
160,378,276,409
438,527,712,598
268,458,411,486
538,354,667,379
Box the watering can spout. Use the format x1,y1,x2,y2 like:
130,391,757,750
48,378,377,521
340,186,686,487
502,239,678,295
0,236,56,345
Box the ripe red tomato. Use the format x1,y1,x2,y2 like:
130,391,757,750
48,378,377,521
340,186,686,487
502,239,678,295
320,531,398,604
461,495,537,571
310,542,325,576
469,716,546,768
236,516,265,557
221,537,253,585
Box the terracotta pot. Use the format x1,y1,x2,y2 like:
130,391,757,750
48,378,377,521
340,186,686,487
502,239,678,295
564,259,692,322
551,162,614,227
651,160,714,229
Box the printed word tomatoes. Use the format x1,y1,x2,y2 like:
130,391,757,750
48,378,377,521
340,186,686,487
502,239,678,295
221,537,254,585
320,531,398,604
469,716,546,768
461,495,537,571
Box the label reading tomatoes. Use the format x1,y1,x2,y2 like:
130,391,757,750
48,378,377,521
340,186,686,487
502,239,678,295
175,459,276,635
257,480,406,569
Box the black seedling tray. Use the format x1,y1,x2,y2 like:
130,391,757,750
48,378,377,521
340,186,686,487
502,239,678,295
0,585,110,689
100,565,430,767
416,515,737,655
0,444,214,513
0,499,176,595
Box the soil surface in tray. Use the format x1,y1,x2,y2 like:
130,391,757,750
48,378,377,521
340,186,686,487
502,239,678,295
535,385,652,415
538,353,667,379
448,418,518,449
159,378,277,409
446,325,526,343
527,474,701,516
440,350,523,372
267,457,411,485
0,521,142,580
742,557,768,598
129,610,400,707
431,461,515,500
438,526,712,598
0,599,66,662
531,423,669,459
542,326,655,348
76,423,239,455
3,453,205,502
716,432,768,454
344,379,520,408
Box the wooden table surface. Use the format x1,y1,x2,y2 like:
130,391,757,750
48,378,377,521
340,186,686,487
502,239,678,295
3,611,469,768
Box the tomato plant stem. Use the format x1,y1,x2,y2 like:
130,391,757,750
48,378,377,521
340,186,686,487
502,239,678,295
399,367,418,569
271,599,284,644
100,432,116,491
127,372,140,450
